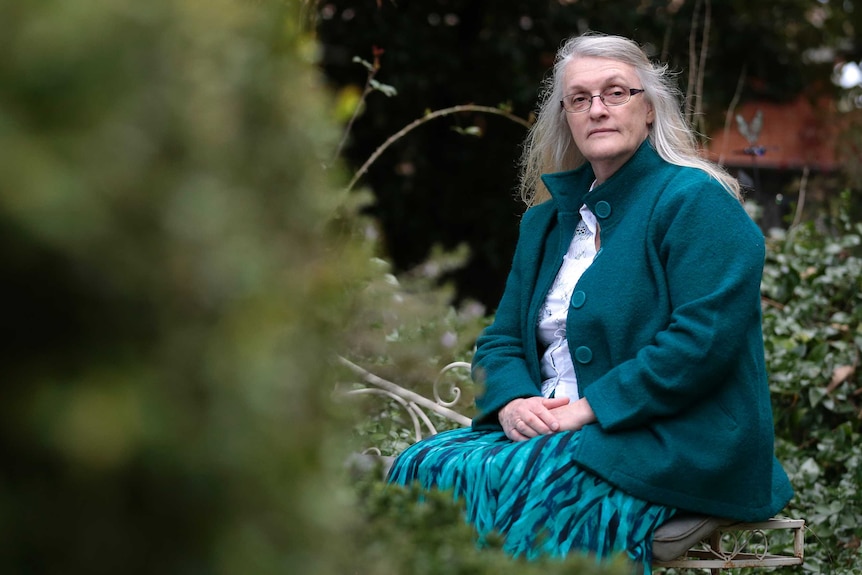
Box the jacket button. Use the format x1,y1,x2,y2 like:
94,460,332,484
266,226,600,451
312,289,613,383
595,201,612,218
570,291,586,308
575,346,593,364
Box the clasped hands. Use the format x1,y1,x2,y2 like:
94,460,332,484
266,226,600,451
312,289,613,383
498,396,596,442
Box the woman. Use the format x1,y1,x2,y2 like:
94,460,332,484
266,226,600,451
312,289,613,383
387,32,793,571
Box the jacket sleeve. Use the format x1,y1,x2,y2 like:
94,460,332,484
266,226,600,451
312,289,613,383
583,178,767,432
471,208,546,430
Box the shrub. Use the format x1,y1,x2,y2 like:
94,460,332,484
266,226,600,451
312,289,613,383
762,192,862,574
0,1,371,573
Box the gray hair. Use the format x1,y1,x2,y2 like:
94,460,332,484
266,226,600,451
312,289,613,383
518,32,740,206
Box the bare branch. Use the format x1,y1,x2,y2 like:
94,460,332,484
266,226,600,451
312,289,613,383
791,165,810,229
332,56,381,164
347,104,531,191
685,0,703,126
692,0,711,137
718,64,747,166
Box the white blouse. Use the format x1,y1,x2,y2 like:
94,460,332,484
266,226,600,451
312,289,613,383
536,201,598,402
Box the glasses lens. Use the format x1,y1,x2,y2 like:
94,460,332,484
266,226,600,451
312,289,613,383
565,95,589,113
562,87,637,112
602,87,629,106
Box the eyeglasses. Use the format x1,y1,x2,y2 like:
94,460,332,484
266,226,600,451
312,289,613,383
560,86,645,114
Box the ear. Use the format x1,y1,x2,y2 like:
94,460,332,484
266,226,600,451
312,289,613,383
646,102,655,125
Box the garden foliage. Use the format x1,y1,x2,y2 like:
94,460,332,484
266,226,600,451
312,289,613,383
761,194,862,574
0,1,371,573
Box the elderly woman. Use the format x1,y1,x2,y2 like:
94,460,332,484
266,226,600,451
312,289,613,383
387,32,793,571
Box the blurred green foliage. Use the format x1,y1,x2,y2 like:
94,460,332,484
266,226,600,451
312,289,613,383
762,193,862,574
338,247,488,455
0,0,372,573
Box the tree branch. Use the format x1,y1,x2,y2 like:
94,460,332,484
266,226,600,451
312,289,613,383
791,165,810,229
332,58,380,164
346,104,531,191
685,0,703,127
718,63,747,166
692,0,711,137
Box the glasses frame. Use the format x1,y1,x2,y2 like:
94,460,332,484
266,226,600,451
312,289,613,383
560,87,645,114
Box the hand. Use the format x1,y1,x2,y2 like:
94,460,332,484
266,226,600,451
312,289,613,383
547,397,596,432
498,396,569,442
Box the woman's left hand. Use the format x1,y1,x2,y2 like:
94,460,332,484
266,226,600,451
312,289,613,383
546,397,597,432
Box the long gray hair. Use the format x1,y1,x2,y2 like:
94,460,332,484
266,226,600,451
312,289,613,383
518,32,740,206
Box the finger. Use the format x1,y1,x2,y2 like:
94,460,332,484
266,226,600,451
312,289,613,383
504,423,521,441
538,399,567,430
519,412,554,435
508,427,529,442
542,397,570,409
528,402,564,432
513,414,544,438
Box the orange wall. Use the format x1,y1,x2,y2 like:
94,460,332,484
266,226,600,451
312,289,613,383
703,96,840,171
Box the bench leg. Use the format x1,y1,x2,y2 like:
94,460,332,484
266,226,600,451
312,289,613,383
709,529,722,575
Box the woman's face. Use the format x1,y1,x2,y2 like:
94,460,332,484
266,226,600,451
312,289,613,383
562,56,654,183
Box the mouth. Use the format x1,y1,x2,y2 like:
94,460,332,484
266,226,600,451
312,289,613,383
588,128,616,137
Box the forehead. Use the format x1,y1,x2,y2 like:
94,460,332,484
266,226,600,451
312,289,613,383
563,56,639,91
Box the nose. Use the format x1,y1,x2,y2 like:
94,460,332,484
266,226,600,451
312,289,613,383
588,94,609,115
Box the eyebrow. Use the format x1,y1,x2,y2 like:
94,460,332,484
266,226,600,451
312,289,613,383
566,75,631,92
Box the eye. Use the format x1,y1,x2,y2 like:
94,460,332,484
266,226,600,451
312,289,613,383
604,86,626,97
569,94,589,105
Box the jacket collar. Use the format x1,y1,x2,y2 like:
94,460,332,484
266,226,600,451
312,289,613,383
539,140,663,224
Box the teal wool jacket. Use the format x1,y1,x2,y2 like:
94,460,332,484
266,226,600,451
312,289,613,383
473,141,793,521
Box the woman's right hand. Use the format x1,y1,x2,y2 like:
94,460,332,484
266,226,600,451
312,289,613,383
498,396,569,441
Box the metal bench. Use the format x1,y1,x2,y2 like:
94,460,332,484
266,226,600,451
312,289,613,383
336,356,805,573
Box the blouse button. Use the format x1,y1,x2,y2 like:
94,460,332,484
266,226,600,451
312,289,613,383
574,346,593,364
570,291,586,309
595,201,612,219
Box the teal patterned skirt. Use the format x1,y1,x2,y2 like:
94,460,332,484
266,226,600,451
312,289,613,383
387,427,675,572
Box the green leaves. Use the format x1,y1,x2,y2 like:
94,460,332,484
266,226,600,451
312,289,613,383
369,78,398,97
763,198,862,574
351,56,398,97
